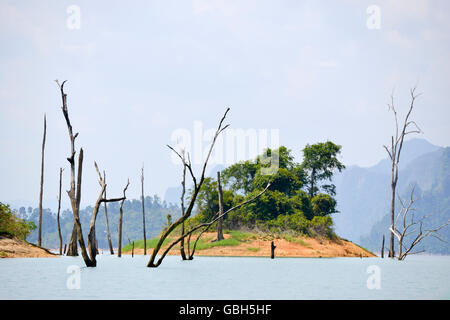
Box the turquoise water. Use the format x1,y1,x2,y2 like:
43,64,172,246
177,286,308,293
1,255,449,299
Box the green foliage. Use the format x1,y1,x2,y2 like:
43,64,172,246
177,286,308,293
309,216,334,238
311,193,337,217
302,141,345,197
190,144,343,239
0,202,36,240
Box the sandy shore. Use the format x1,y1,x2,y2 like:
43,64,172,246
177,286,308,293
123,232,376,258
0,235,57,258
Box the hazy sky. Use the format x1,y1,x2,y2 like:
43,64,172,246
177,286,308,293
1,0,449,210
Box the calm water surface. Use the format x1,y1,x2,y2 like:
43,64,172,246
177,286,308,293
1,255,449,299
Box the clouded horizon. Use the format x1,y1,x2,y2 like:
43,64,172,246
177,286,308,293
1,0,449,211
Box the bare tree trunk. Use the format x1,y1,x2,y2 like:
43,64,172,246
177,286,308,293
391,185,450,260
117,179,129,258
63,243,67,255
381,235,385,258
141,166,147,255
38,114,46,247
132,241,134,258
85,162,125,267
271,241,276,259
384,88,422,258
66,224,78,256
103,171,114,255
57,168,63,255
147,109,230,268
57,80,80,257
180,158,187,260
56,80,124,267
216,171,224,241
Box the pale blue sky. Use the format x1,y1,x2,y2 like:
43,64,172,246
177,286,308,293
1,0,449,210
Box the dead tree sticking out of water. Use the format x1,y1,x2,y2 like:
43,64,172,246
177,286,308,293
117,179,130,258
216,171,224,241
83,162,125,266
38,114,46,247
57,168,64,255
147,108,230,268
181,183,271,260
271,241,276,259
103,171,114,255
390,186,450,261
179,152,188,260
381,235,385,258
384,87,422,257
57,80,80,257
141,166,147,255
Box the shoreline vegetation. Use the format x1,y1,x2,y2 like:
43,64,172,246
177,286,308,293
121,231,375,258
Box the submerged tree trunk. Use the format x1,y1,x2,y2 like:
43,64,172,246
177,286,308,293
216,171,224,241
141,166,147,255
66,225,78,256
117,179,129,258
180,159,187,260
57,168,63,255
103,171,114,255
38,114,46,247
384,88,421,258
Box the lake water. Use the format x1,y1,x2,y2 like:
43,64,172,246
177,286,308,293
1,255,449,299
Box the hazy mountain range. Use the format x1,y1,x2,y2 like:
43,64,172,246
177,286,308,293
333,138,450,254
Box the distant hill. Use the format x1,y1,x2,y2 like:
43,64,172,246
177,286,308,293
332,139,450,254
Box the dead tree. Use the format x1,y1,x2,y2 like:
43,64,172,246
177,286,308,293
57,80,80,257
57,168,64,255
384,87,422,257
38,114,46,247
83,162,125,266
117,179,130,258
390,186,450,260
179,153,188,260
56,80,124,266
271,241,276,259
103,171,114,255
381,235,385,258
216,171,225,241
176,182,270,260
147,108,230,267
141,165,147,255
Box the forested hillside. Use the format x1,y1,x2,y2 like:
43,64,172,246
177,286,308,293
20,196,180,249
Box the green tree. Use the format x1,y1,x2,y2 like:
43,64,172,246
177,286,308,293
311,193,337,217
301,141,345,197
0,202,36,240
